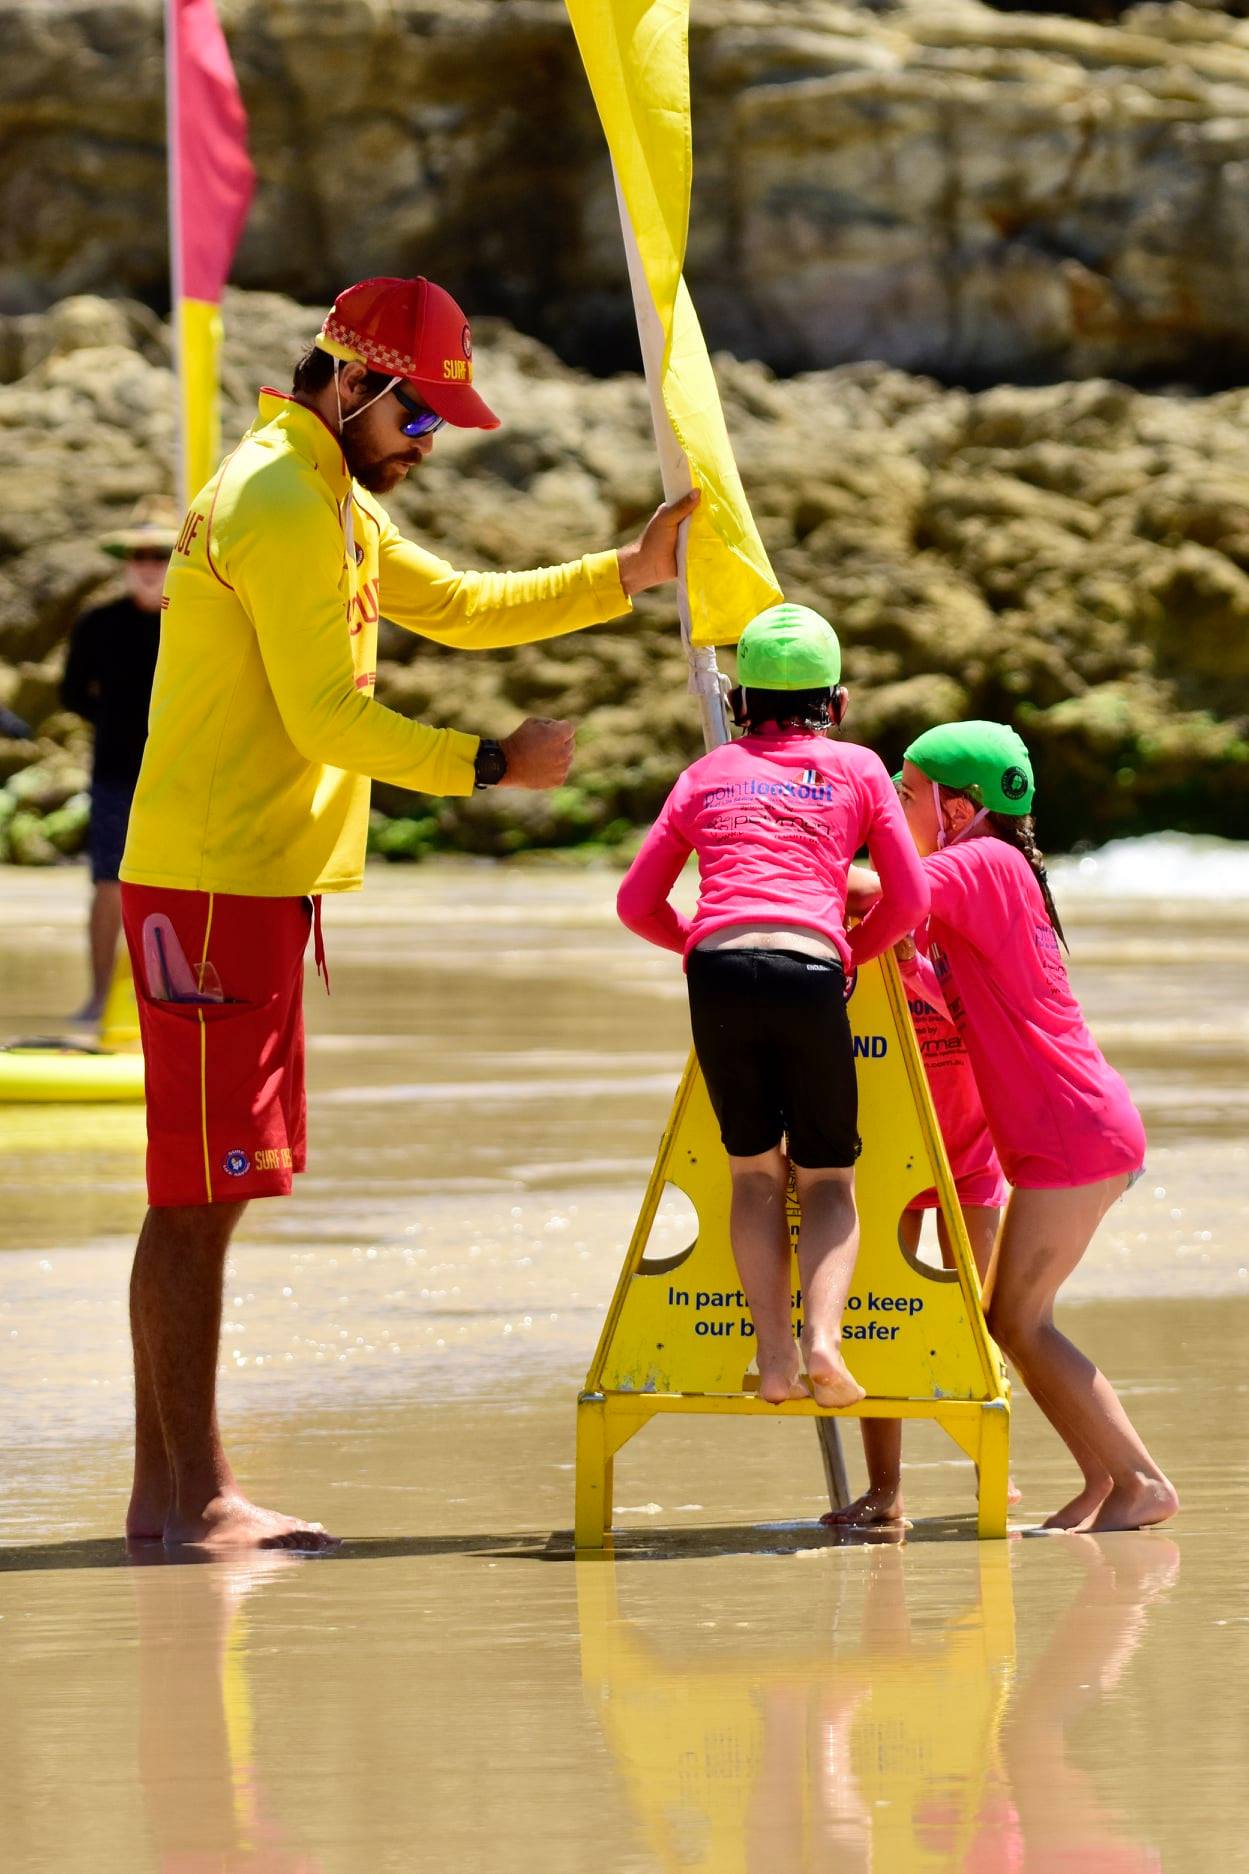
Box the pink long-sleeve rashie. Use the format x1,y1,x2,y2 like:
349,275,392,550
902,928,1007,1212
616,729,928,970
919,837,1146,1190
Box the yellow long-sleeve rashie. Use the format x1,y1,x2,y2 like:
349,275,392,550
121,391,631,897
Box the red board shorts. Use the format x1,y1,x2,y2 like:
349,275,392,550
121,885,311,1207
904,1166,1009,1214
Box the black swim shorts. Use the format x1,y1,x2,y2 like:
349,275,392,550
685,946,860,1168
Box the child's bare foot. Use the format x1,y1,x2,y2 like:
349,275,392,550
975,1466,1023,1507
1042,1475,1113,1531
803,1341,866,1409
820,1484,907,1527
754,1335,808,1405
758,1363,810,1405
1087,1473,1179,1533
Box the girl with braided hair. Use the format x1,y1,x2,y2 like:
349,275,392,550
882,722,1175,1532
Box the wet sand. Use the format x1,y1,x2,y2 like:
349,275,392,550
2,858,1247,1871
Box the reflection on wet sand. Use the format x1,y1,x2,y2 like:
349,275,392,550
131,1550,322,1874
999,1536,1176,1874
578,1534,1174,1873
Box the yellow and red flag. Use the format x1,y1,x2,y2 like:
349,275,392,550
166,0,254,502
564,0,780,650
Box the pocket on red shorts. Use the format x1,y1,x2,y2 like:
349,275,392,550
138,990,306,1207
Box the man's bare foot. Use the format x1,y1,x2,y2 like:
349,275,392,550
803,1342,866,1409
820,1484,907,1528
1087,1473,1179,1534
1042,1475,1113,1531
164,1491,339,1552
127,1463,171,1541
126,1479,172,1543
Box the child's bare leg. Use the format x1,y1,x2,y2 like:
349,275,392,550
826,1202,1005,1524
824,1204,923,1524
728,1147,805,1404
794,1163,865,1409
822,1417,905,1526
987,1182,1178,1533
990,1188,1119,1528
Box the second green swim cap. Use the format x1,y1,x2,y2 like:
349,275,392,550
904,720,1035,815
736,603,842,691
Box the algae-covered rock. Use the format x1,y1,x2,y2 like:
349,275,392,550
41,790,90,856
8,658,66,733
2,287,1249,857
6,752,89,812
6,809,58,866
0,787,15,861
0,736,39,782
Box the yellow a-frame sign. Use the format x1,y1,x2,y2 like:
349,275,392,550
575,951,1010,1542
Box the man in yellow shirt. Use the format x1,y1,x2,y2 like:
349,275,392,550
119,274,697,1551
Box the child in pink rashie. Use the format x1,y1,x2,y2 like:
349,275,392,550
892,721,1175,1536
905,838,1145,1189
617,603,928,1413
616,732,927,973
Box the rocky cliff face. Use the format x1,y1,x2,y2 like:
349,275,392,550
1,288,1246,865
4,1,1249,383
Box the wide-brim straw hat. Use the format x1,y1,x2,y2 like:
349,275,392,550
100,495,181,559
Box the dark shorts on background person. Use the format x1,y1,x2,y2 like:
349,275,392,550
88,778,136,884
685,946,860,1167
121,884,311,1207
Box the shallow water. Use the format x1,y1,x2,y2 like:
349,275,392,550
1,855,1247,1871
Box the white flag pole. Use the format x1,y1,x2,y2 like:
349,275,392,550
609,164,850,1513
611,165,729,754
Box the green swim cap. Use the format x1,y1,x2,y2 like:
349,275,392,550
904,721,1035,815
736,603,842,691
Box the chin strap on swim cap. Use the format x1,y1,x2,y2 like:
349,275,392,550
932,780,988,850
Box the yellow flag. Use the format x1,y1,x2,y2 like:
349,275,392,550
565,0,781,647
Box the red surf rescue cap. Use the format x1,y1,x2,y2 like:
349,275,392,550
316,276,500,430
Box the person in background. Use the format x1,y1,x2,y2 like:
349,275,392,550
617,604,929,1411
61,497,177,1020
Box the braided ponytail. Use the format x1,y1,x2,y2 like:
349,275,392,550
988,812,1067,949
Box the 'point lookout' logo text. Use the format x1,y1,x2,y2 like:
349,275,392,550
705,777,838,808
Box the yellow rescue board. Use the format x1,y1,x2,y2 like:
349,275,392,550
576,951,1011,1542
0,1047,145,1104
0,944,144,1103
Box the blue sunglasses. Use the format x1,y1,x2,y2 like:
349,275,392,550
392,383,446,438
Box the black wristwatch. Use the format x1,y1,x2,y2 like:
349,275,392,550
473,738,508,789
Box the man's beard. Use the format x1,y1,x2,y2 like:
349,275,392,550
342,429,421,494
